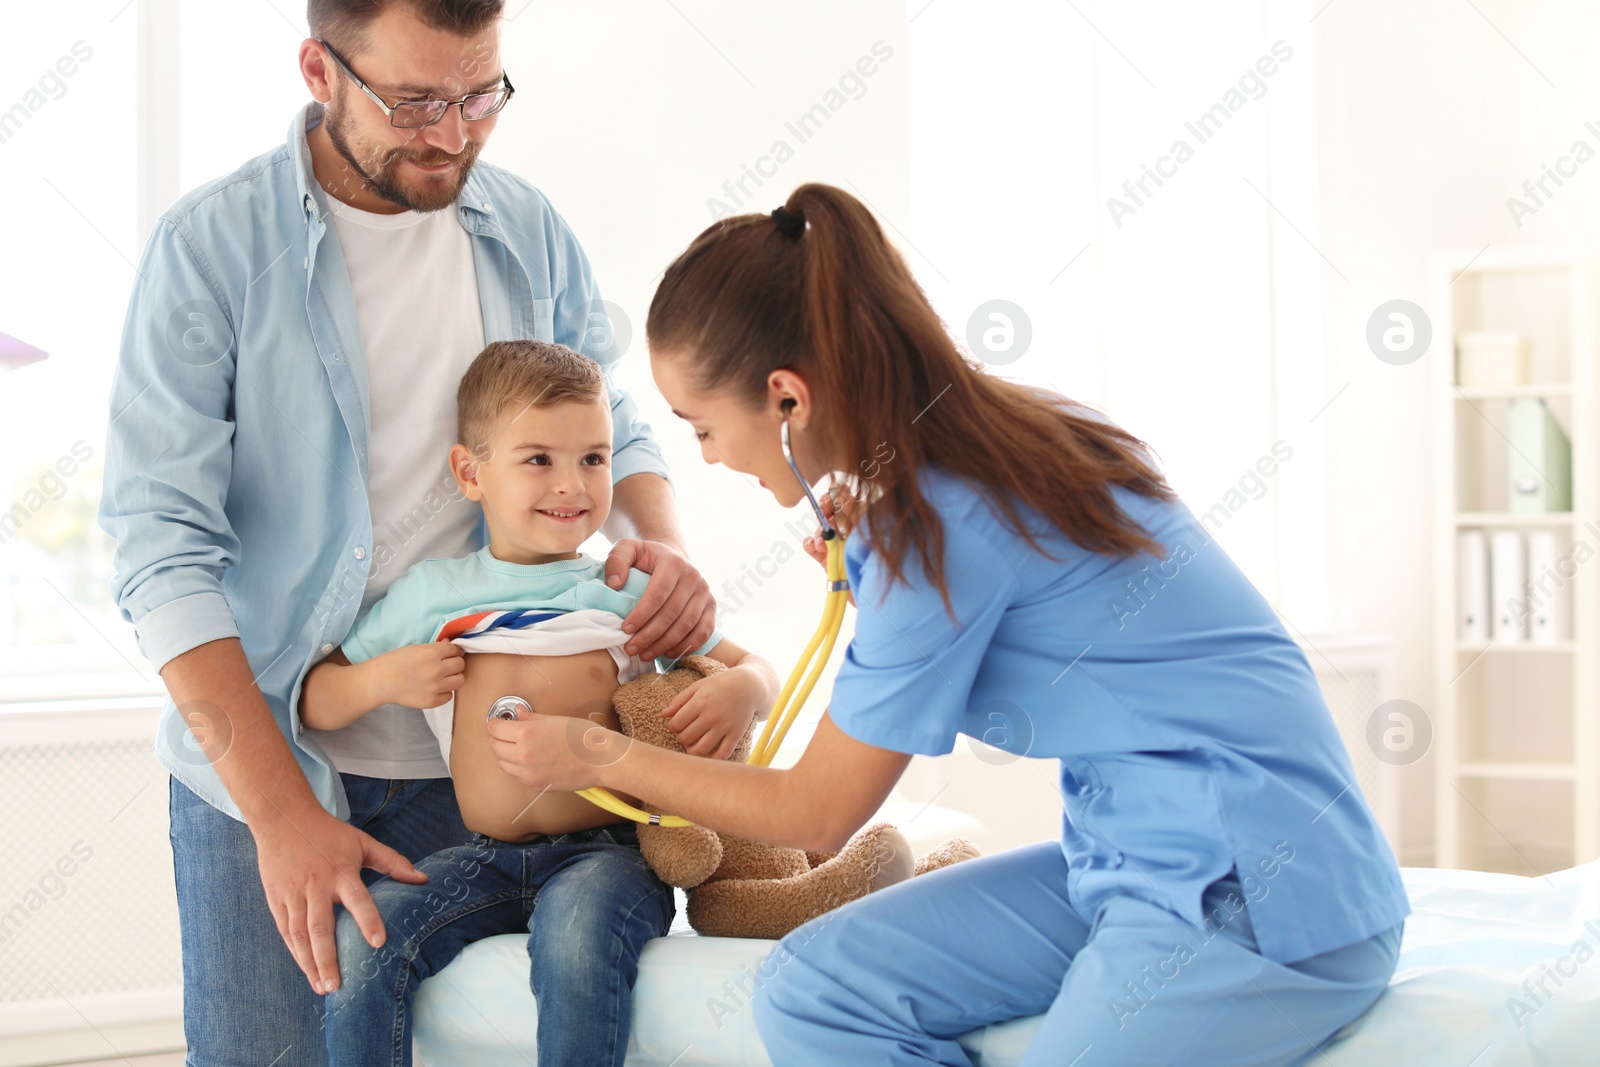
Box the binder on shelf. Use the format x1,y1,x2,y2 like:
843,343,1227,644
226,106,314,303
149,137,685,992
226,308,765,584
1526,529,1571,643
1508,397,1572,512
1458,529,1489,642
1489,529,1527,642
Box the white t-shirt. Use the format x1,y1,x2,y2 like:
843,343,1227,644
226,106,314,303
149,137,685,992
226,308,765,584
303,195,486,779
419,609,660,768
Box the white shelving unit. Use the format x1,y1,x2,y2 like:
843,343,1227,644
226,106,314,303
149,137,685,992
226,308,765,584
1432,245,1600,873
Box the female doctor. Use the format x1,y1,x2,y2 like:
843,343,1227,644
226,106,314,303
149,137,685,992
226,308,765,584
487,182,1410,1066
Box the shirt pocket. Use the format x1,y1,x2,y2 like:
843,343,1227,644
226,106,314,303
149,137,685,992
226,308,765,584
532,297,555,342
1059,756,1124,891
1059,755,1102,799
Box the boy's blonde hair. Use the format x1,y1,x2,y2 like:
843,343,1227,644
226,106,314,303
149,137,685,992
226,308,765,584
456,340,607,453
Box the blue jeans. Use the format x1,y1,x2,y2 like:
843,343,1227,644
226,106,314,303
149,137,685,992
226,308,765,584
754,842,1403,1067
168,772,472,1067
323,821,675,1067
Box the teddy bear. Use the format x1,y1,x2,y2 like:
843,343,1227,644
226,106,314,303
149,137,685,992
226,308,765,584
608,653,981,940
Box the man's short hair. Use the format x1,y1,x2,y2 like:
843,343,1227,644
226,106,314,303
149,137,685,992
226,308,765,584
307,0,504,55
456,340,607,453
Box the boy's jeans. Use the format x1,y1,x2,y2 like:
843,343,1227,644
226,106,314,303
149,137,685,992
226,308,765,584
168,772,474,1066
323,821,676,1067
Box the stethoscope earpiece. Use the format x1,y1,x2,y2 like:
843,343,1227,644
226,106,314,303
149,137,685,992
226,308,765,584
780,404,837,541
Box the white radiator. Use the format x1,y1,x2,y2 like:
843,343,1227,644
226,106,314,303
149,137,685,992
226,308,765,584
0,695,184,1063
1296,633,1403,856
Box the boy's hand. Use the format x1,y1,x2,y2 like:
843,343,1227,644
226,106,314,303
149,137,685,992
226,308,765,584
372,642,466,709
661,671,761,760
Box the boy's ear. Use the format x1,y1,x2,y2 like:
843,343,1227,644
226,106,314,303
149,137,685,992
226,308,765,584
449,443,485,501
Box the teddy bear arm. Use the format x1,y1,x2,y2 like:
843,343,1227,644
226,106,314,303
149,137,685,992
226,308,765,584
685,823,915,939
638,824,724,888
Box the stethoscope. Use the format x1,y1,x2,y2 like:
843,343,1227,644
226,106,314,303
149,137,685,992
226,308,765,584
489,401,851,826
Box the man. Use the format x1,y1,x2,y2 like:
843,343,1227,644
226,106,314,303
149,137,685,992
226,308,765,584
97,2,715,1061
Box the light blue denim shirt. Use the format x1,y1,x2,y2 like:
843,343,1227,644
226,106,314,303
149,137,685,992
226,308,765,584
98,103,671,822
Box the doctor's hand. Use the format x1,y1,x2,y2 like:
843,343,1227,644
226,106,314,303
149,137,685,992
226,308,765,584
800,490,854,567
486,710,624,792
605,539,715,661
801,493,858,607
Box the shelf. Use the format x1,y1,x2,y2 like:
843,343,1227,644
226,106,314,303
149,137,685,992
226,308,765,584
1453,383,1572,399
1442,246,1587,274
1457,760,1578,781
1433,245,1599,871
1456,640,1575,653
1454,511,1576,526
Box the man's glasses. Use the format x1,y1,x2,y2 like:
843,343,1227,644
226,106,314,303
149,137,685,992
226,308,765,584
316,37,514,129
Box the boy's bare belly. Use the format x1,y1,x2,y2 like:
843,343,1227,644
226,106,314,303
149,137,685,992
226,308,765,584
450,649,642,843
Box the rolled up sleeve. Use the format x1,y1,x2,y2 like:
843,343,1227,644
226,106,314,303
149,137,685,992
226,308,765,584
546,208,671,488
829,503,1020,755
97,218,242,674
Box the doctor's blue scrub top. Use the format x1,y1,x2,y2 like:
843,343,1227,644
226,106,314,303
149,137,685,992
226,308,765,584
827,463,1411,966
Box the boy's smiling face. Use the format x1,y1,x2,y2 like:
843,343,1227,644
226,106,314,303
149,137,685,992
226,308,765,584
449,396,613,564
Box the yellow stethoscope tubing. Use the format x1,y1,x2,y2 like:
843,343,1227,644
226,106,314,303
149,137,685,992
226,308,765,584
747,534,848,767
576,410,846,827
573,535,847,826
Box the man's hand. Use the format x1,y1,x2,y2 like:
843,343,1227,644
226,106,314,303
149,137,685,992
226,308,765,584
604,539,715,661
370,642,466,709
253,803,428,994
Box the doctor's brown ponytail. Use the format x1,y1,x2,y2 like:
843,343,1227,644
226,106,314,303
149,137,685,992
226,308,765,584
646,182,1177,620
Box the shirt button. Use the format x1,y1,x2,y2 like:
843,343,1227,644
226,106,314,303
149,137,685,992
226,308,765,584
320,643,333,654
353,546,367,560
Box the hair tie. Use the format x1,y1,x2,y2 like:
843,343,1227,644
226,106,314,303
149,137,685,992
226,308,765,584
771,204,804,237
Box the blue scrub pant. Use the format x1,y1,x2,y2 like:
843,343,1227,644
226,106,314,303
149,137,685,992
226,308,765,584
753,841,1402,1066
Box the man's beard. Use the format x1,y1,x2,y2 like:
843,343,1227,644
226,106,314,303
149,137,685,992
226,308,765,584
323,93,482,213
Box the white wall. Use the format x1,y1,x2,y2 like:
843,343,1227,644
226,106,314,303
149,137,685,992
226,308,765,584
904,1,1329,624
1314,0,1600,863
894,0,1334,855
496,1,911,683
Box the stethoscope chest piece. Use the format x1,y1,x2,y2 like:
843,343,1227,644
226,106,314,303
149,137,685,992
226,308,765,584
487,695,531,722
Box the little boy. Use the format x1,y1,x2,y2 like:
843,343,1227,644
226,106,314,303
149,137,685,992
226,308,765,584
300,339,778,1067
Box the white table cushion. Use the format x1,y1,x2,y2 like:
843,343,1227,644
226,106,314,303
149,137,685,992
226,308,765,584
414,860,1600,1065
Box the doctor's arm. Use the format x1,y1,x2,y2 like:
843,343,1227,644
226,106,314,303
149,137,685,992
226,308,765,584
497,495,1021,847
487,709,911,853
